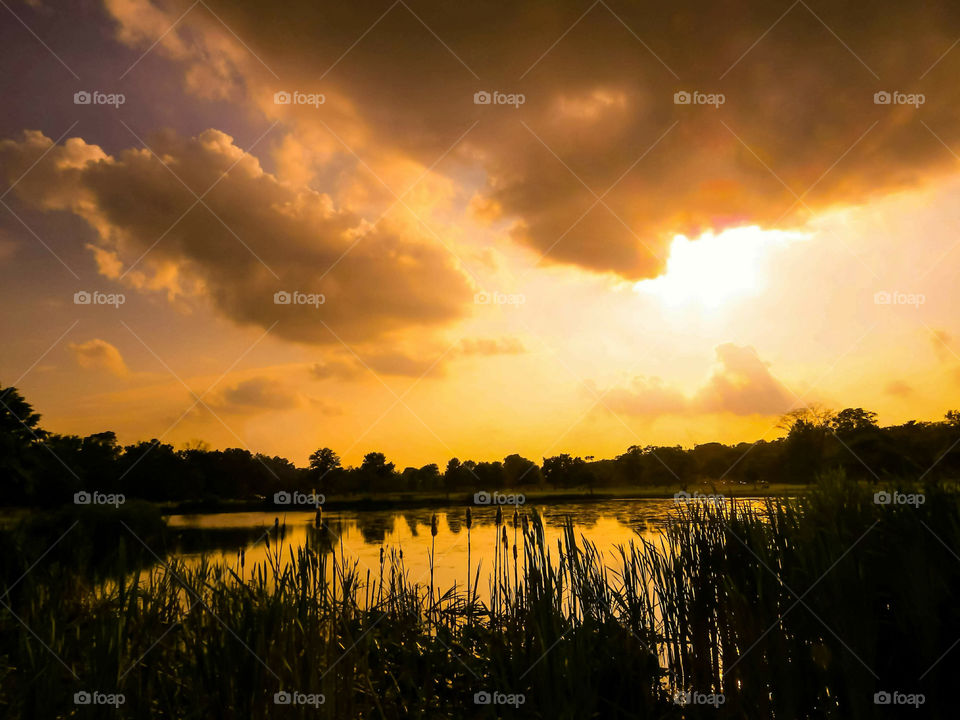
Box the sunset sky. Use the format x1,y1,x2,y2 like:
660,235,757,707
2,0,960,468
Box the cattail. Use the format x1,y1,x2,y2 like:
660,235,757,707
280,520,286,542
315,507,322,529
512,509,519,528
522,513,529,533
466,506,473,612
240,548,245,569
430,514,438,537
380,546,384,564
501,526,507,548
495,506,503,527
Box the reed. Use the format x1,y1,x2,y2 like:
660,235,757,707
1,475,957,718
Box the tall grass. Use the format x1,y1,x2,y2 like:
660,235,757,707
1,475,958,718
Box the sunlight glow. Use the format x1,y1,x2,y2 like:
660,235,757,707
634,226,808,308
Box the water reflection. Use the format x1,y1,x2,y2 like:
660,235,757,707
166,500,711,598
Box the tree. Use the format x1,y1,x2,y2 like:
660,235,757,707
503,454,541,486
418,463,441,491
542,454,590,488
309,447,341,476
444,457,467,493
360,452,396,492
831,408,879,437
0,385,47,502
779,405,835,482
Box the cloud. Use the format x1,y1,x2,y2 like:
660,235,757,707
67,339,128,377
605,376,690,415
605,343,793,417
209,376,301,412
308,336,527,383
0,129,473,345
459,337,526,356
310,349,444,380
309,358,361,381
884,379,914,397
695,343,794,415
102,0,960,279
0,230,16,262
930,329,955,364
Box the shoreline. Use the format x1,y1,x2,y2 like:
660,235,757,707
156,482,808,516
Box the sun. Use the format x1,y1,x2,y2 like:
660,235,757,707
633,226,808,309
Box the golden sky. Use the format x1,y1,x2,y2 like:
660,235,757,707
2,0,960,467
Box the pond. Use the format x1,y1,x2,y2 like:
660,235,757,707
165,497,765,603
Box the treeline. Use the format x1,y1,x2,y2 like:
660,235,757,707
2,384,960,506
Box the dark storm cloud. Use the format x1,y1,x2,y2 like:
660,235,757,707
103,0,960,278
0,128,473,344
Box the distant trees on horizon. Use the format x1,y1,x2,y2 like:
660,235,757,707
2,383,960,507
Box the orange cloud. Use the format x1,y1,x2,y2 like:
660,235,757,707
68,339,128,377
0,129,473,345
605,344,793,417
208,376,302,413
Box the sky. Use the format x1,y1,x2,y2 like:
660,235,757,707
2,0,960,468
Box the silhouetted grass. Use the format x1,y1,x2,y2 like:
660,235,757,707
0,474,957,718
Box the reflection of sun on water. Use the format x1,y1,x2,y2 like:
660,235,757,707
634,226,808,308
